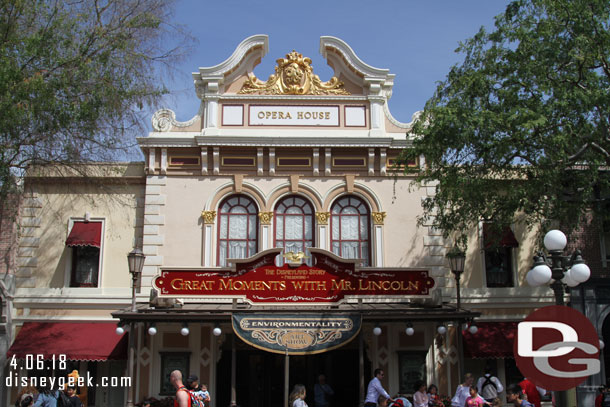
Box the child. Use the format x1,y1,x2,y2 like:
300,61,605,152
464,386,488,407
427,385,440,407
378,396,389,407
186,375,208,407
289,384,308,407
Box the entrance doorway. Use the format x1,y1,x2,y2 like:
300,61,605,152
217,334,362,407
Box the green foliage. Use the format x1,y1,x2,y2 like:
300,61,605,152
401,0,610,243
0,0,192,200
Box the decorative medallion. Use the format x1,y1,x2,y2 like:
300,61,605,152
258,212,274,225
232,314,361,355
372,212,387,225
315,212,330,225
201,210,216,224
239,51,350,96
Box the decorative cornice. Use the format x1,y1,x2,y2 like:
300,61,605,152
371,212,387,225
258,212,273,225
315,212,330,225
194,35,268,78
319,37,390,78
201,210,217,224
151,106,203,132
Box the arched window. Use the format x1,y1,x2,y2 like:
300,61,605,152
217,195,258,266
330,196,371,266
274,196,314,262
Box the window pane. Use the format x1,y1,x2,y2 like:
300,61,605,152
361,242,369,266
220,215,228,238
332,216,339,239
229,215,247,239
249,242,256,257
218,241,227,266
276,216,284,239
332,242,340,256
285,241,303,253
248,215,256,239
286,206,302,215
341,216,359,239
343,206,358,215
285,216,303,239
304,215,312,240
231,206,247,214
360,215,368,237
73,246,99,287
341,242,359,259
229,241,247,259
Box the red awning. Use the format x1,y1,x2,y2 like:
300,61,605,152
463,321,517,359
65,222,102,248
483,224,519,249
7,322,127,361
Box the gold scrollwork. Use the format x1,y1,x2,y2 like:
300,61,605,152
316,212,330,225
239,50,350,96
371,212,387,225
258,212,274,225
201,210,217,224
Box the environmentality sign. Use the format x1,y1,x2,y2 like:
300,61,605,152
153,248,436,304
232,314,361,355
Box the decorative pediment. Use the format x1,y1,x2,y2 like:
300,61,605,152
239,50,350,96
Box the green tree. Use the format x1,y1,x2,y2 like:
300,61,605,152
402,0,610,243
0,0,192,202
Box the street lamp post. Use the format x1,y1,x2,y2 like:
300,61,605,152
526,229,591,407
447,246,466,310
447,246,466,378
126,248,145,407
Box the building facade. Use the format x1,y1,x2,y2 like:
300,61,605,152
5,35,609,407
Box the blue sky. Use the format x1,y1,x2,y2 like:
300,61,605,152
162,1,510,124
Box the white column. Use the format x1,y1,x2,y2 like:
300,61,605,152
202,211,216,267
160,148,168,175
313,148,320,176
204,224,213,267
147,148,156,174
257,148,264,176
374,225,384,267
213,147,220,175
269,148,276,175
262,225,270,251
319,225,328,250
380,149,387,176
201,147,208,175
325,148,332,175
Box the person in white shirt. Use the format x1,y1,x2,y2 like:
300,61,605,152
477,368,504,402
451,373,474,407
364,369,393,407
290,384,308,407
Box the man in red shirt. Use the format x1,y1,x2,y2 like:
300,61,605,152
519,378,545,407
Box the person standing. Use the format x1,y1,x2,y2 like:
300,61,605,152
451,373,474,407
171,370,190,407
365,369,393,407
518,378,545,407
412,381,429,407
290,384,308,407
476,368,504,402
314,374,334,407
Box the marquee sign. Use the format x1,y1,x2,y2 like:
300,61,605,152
232,314,361,355
153,248,435,304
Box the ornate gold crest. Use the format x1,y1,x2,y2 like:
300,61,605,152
239,51,350,96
